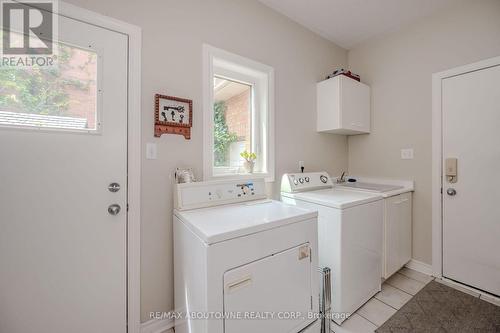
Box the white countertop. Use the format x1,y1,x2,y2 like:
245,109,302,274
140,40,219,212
334,176,414,198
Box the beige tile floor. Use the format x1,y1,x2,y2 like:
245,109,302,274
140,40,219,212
332,267,433,333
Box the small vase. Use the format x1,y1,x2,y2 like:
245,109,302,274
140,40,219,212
243,160,255,173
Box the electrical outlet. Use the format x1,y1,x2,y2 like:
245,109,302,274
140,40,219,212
401,148,414,160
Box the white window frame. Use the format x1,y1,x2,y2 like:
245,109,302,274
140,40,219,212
203,44,275,182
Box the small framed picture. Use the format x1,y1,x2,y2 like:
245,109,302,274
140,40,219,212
154,94,193,139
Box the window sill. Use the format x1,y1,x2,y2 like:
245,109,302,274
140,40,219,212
209,172,275,183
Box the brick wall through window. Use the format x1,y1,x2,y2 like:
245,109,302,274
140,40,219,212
225,89,250,146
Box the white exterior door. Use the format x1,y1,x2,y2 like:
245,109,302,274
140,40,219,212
223,244,313,333
442,64,500,296
0,14,128,333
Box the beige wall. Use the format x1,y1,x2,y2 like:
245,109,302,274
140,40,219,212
347,0,500,265
65,0,347,321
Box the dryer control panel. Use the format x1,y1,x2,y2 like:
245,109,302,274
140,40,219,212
281,172,333,193
174,178,267,211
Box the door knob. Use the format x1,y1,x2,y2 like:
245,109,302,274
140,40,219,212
446,188,457,196
108,204,121,215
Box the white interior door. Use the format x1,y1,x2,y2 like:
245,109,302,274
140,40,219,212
0,14,128,333
442,64,500,296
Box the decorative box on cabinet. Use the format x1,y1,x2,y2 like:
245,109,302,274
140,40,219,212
317,75,370,135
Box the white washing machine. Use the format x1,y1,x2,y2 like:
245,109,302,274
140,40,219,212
174,178,320,333
281,172,383,324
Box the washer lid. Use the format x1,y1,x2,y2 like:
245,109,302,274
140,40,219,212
281,188,382,209
174,200,317,245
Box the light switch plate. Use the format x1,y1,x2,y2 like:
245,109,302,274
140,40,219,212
401,148,414,160
146,143,157,160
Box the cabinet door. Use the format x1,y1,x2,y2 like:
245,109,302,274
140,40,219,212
398,192,412,268
384,196,401,278
340,76,370,133
316,77,340,132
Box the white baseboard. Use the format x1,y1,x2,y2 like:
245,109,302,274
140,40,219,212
141,318,174,333
405,259,433,276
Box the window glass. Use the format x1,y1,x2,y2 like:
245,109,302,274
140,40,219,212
213,76,252,171
0,41,98,131
204,45,274,181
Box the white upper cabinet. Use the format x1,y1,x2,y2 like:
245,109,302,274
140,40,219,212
316,75,370,135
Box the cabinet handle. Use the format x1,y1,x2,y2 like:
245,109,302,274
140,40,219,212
227,276,252,292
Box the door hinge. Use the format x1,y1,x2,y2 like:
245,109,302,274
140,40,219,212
440,188,443,194
127,203,129,212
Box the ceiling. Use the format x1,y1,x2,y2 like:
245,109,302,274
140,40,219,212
257,0,458,49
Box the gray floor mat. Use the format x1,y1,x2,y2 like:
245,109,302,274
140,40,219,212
376,281,500,333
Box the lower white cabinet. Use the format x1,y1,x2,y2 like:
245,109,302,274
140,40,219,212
383,192,412,279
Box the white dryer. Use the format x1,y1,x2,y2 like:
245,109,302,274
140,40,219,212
174,178,320,333
281,172,383,324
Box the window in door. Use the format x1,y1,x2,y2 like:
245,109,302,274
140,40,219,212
203,44,274,181
0,40,99,132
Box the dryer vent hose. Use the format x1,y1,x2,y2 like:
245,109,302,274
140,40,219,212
319,267,331,333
